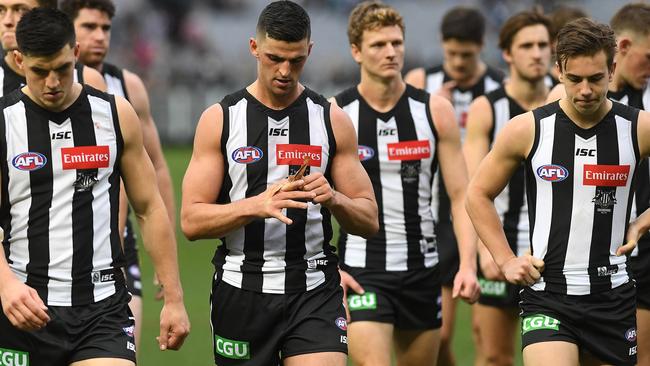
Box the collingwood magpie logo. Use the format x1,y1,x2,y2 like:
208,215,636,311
74,171,98,192
400,161,420,184
593,188,616,214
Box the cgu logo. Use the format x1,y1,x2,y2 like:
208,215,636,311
215,336,250,360
0,348,29,366
358,145,374,161
232,146,263,164
348,292,377,310
12,152,47,171
536,164,569,182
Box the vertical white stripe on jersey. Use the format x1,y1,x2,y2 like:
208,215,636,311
530,113,557,291
493,98,510,224
73,69,79,83
262,115,289,292
643,85,650,111
0,66,5,97
221,98,249,288
378,116,408,271
485,77,501,94
88,96,119,301
304,97,329,287
564,135,597,294
47,118,75,303
105,74,126,98
610,116,636,288
409,97,438,267
340,101,367,267
4,102,30,280
425,72,444,95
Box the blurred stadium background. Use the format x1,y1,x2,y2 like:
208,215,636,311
119,0,628,365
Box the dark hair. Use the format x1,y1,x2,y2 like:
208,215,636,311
441,6,485,44
548,6,587,42
556,18,616,72
610,3,650,37
347,1,404,48
60,0,115,20
16,8,76,57
499,10,551,51
256,1,310,42
37,0,58,8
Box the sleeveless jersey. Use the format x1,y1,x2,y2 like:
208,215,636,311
215,87,337,294
0,85,124,306
335,85,439,271
0,57,85,97
485,87,529,256
101,62,129,101
527,101,639,295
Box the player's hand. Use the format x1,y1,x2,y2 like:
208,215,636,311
157,299,190,351
257,179,315,225
0,277,49,331
617,220,643,256
452,267,481,304
339,269,364,323
500,254,545,286
435,80,457,101
479,248,505,281
153,273,164,301
302,172,337,208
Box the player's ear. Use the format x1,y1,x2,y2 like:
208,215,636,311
351,43,362,64
249,37,259,58
13,50,24,70
73,42,80,59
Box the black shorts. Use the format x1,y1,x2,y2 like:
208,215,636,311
520,283,637,365
342,265,442,330
629,248,650,309
0,287,136,366
436,222,459,287
123,218,142,297
477,266,520,308
210,273,347,366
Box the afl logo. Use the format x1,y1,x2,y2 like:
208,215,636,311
537,164,569,182
232,146,263,164
335,317,347,331
12,152,47,171
358,145,375,161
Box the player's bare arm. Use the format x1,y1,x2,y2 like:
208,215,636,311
81,65,107,92
431,95,480,302
0,225,50,332
117,96,189,351
181,104,316,240
620,110,650,255
404,67,426,89
466,112,544,286
312,103,378,238
463,96,504,281
124,69,175,225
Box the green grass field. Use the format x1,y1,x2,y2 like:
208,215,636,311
136,146,523,366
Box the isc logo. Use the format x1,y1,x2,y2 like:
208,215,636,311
51,131,72,140
575,148,596,157
12,152,47,171
378,128,396,136
232,146,263,164
537,164,569,182
269,128,288,136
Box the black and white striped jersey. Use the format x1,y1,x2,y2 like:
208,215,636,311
424,65,504,137
527,100,640,295
101,63,129,101
214,87,338,294
0,57,85,97
485,87,528,256
424,65,503,256
335,85,439,271
608,84,650,260
0,85,124,306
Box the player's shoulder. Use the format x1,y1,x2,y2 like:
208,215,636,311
333,85,360,107
484,65,505,82
302,86,330,107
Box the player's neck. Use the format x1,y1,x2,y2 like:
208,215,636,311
357,73,405,113
444,61,486,89
559,97,612,129
505,72,548,111
609,70,631,93
22,82,83,113
247,80,305,110
4,52,24,77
